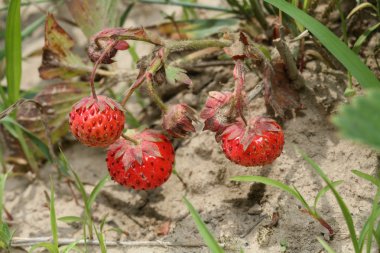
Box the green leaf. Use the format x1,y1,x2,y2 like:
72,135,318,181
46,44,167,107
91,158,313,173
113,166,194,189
88,175,110,209
60,241,80,253
0,223,11,249
183,197,224,253
299,149,359,252
58,216,82,223
0,173,8,225
317,237,337,253
165,66,192,86
94,225,107,253
352,170,380,187
66,0,120,38
39,14,90,80
352,22,380,54
347,2,377,20
231,176,306,205
313,181,344,211
49,179,59,250
264,0,380,88
5,0,22,105
29,242,58,253
333,89,380,151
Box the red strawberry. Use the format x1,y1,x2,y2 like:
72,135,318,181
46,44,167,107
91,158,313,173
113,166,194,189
106,130,175,190
220,117,284,167
69,95,125,147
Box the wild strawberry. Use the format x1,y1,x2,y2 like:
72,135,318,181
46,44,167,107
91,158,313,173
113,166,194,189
220,117,284,167
162,103,198,138
106,130,175,190
200,91,234,133
69,95,125,147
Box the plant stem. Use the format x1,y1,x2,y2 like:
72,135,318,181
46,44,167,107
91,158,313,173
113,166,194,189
165,39,232,54
138,0,234,13
122,133,139,145
121,73,146,107
89,41,117,100
145,74,168,113
233,60,247,125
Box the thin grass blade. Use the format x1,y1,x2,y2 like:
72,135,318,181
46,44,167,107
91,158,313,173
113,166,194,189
347,2,377,19
352,170,380,187
313,181,344,211
49,179,58,250
5,0,22,105
299,150,359,252
58,216,82,223
183,197,224,253
88,175,110,209
353,22,380,54
317,237,337,253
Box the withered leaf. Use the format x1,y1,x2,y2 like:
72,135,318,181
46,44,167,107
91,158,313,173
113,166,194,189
39,14,90,80
263,61,302,117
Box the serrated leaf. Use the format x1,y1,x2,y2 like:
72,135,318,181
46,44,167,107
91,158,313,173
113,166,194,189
333,89,380,151
165,66,192,86
66,0,120,38
39,14,90,80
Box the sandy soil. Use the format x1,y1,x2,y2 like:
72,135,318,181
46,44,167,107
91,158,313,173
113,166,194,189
3,2,380,253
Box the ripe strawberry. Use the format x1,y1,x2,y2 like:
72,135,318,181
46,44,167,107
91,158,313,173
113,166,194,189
69,95,125,147
220,117,284,167
106,130,175,190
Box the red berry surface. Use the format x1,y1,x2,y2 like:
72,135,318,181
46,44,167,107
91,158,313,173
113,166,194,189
106,130,175,190
69,95,125,147
220,117,284,167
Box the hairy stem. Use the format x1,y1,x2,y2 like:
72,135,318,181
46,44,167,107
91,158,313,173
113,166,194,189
89,41,117,100
145,74,168,112
121,74,147,107
122,133,139,145
165,39,231,54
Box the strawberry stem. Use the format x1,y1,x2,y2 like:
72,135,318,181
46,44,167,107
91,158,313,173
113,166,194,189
233,59,247,125
121,73,146,107
145,73,168,112
89,41,117,100
122,133,139,145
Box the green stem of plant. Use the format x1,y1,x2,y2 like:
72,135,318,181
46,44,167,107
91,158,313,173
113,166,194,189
164,39,232,54
145,75,168,113
122,133,139,145
249,0,268,30
15,127,39,175
138,0,234,13
337,0,348,44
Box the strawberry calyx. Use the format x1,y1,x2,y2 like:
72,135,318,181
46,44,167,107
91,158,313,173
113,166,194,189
73,95,125,113
108,129,169,169
200,91,235,133
219,117,282,151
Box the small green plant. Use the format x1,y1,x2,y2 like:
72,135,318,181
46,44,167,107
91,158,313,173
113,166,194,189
0,172,13,252
183,197,224,253
58,150,109,245
30,179,79,253
231,149,380,253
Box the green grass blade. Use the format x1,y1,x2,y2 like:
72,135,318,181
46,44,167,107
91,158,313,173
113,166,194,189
119,3,135,26
88,175,110,209
264,0,380,88
0,173,8,225
353,22,380,54
300,150,359,252
352,170,380,187
317,237,337,253
5,0,22,105
29,242,57,253
182,197,224,253
313,181,344,211
58,216,82,223
49,179,59,251
230,176,305,204
60,241,79,253
347,2,377,19
21,15,46,39
94,225,107,253
375,221,380,246
292,186,313,213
